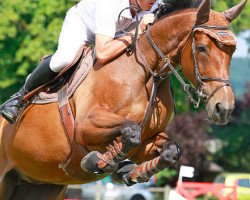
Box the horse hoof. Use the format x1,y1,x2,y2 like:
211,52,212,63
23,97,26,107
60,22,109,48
121,173,137,186
80,151,105,174
115,161,137,186
116,161,136,178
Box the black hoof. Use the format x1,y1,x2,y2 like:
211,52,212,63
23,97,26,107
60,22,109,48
122,172,137,186
80,151,105,174
159,141,181,166
80,151,119,174
116,161,135,177
115,161,137,186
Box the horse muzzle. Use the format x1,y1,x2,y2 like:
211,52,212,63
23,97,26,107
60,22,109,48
206,100,235,125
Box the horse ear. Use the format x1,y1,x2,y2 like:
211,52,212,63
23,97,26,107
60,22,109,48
222,0,247,23
195,0,212,26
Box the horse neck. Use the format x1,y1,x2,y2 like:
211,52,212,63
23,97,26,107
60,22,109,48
136,10,196,73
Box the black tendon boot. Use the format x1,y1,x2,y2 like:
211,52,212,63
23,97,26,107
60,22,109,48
0,55,58,124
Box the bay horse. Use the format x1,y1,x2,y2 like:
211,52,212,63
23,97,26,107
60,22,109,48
0,0,247,199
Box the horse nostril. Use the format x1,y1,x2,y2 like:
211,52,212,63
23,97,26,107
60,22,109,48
215,103,223,115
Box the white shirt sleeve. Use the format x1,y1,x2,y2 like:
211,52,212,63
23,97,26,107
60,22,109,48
95,1,119,38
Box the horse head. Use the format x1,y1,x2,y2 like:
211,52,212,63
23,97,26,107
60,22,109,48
140,0,246,125
179,0,247,125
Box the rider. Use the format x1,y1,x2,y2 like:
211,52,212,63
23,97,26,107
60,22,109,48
0,0,160,124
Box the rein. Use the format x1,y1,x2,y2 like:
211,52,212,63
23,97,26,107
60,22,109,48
117,6,173,131
138,24,233,131
117,5,140,53
190,25,232,104
118,7,233,130
142,24,232,109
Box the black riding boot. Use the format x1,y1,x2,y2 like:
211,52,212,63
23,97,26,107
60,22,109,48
0,55,58,124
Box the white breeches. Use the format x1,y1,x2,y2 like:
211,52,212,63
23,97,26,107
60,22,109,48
50,7,87,72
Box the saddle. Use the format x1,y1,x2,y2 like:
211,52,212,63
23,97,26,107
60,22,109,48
30,45,95,104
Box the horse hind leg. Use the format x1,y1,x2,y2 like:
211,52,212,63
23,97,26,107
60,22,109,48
0,170,19,200
81,121,141,174
0,169,67,200
10,182,67,200
116,141,181,186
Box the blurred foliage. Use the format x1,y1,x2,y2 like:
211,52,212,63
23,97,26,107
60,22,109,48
157,87,250,186
168,112,212,170
213,0,250,33
155,168,178,187
230,58,250,98
170,70,190,113
0,0,77,102
212,86,250,172
162,1,250,183
170,69,206,113
213,0,250,53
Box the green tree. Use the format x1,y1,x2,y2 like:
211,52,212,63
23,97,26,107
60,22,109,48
0,0,77,102
212,87,250,172
214,0,250,54
213,0,250,33
168,0,250,113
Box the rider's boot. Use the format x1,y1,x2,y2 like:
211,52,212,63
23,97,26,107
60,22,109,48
0,56,58,124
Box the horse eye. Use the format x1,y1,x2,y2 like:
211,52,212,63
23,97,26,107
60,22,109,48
197,45,207,53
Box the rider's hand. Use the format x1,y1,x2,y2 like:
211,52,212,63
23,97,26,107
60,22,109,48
138,14,155,34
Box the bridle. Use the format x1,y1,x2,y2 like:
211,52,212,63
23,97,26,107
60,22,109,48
189,25,232,105
142,24,233,108
117,7,235,130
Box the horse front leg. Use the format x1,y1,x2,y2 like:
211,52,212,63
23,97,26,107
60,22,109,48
114,132,181,186
77,105,141,174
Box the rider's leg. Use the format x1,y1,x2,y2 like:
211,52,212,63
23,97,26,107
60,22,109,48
0,6,86,124
0,56,58,124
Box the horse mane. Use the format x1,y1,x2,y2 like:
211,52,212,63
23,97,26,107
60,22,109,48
155,0,204,20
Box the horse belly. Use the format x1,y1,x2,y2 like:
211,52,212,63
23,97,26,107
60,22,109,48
2,104,84,183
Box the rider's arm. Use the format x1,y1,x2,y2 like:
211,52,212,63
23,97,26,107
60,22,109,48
95,31,135,64
95,14,155,64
